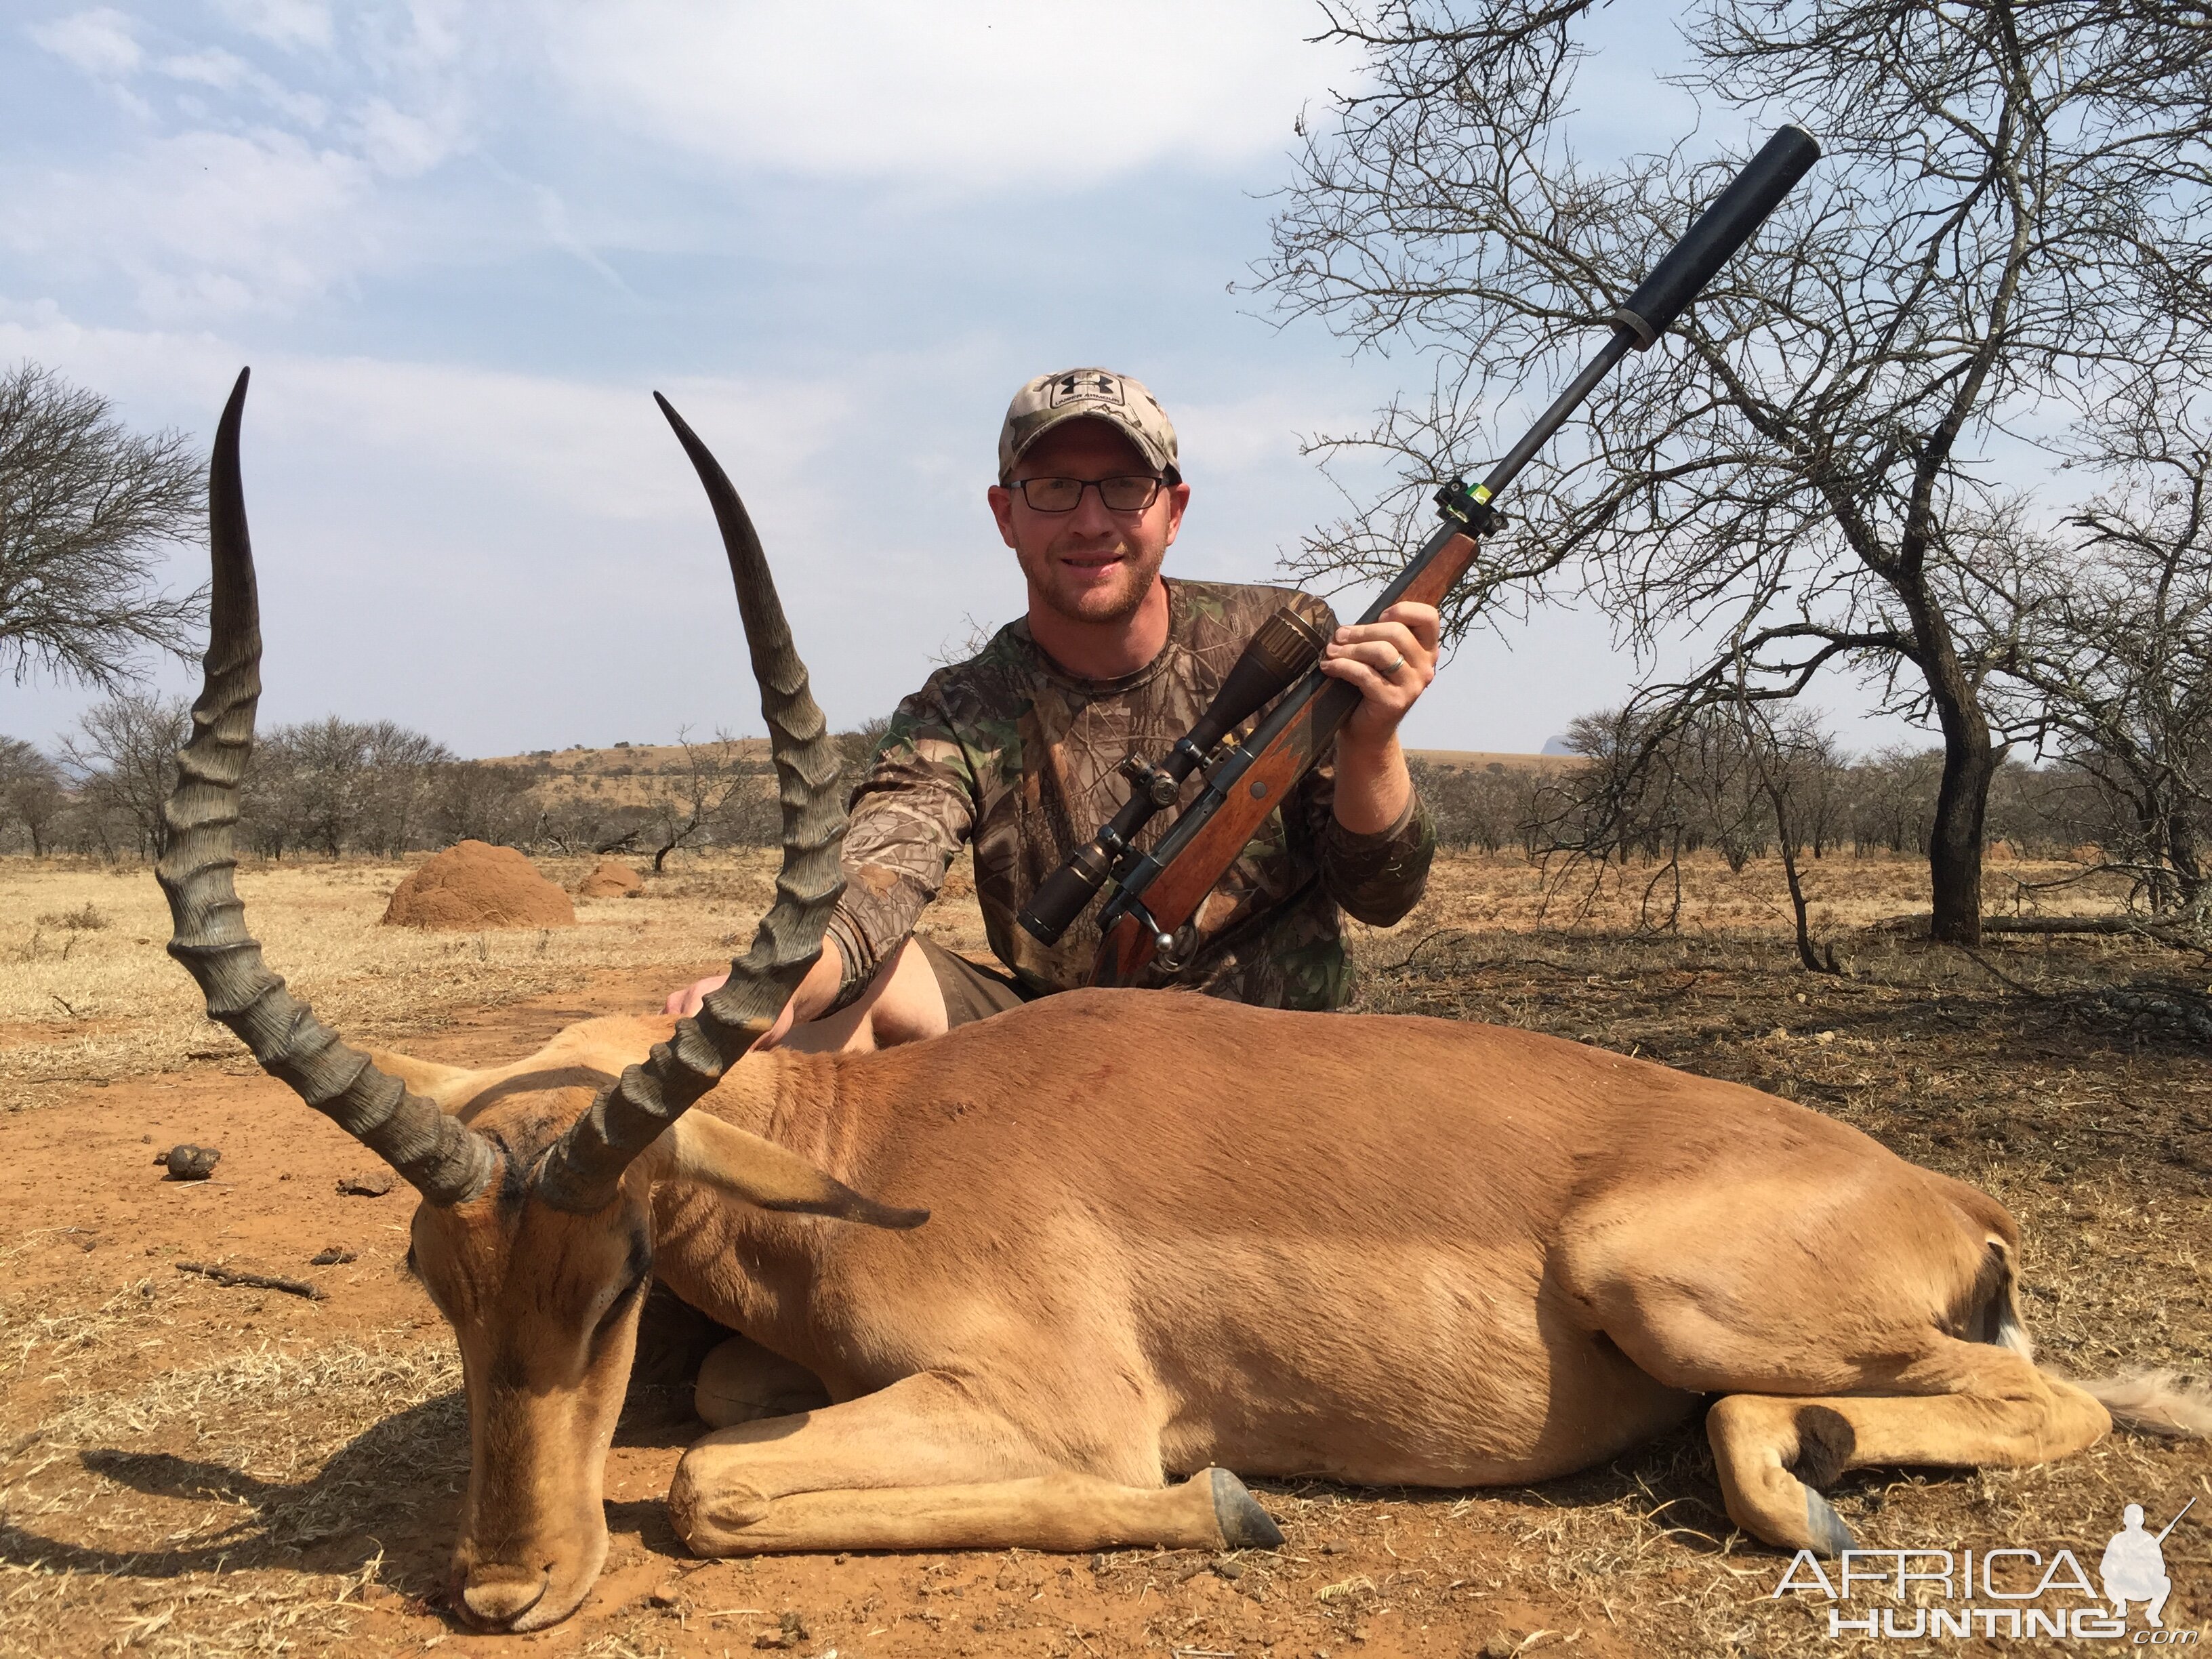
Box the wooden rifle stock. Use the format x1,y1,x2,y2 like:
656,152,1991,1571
1090,525,1482,986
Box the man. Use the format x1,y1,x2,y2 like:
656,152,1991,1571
671,366,1438,1048
2100,1503,2173,1628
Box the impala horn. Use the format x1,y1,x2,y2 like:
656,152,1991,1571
157,369,499,1205
533,394,847,1213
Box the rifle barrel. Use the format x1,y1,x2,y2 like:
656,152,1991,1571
2156,1495,2196,1544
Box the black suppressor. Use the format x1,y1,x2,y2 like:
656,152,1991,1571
1018,606,1328,945
1607,124,1818,348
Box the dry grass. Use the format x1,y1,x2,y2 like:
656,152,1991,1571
1355,844,2144,944
2,1317,459,1656
0,847,2205,1657
0,851,820,1111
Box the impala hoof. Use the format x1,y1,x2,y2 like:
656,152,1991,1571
1805,1488,1857,1557
1209,1468,1284,1550
670,1456,770,1555
457,1563,547,1626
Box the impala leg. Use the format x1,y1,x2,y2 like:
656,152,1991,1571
694,1334,830,1428
670,1372,1282,1557
682,1469,1282,1555
1704,1343,2110,1555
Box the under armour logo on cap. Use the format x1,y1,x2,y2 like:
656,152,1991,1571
1048,371,1125,408
1000,366,1178,483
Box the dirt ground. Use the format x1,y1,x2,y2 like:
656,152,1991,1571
1,847,2207,1658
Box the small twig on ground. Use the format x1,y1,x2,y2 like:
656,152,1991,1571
1382,929,1472,973
1952,947,2050,1000
174,1261,326,1301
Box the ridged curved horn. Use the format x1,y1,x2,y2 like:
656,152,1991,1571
535,394,846,1212
157,369,499,1206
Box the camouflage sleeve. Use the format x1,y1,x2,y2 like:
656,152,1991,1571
821,689,977,996
1299,749,1438,928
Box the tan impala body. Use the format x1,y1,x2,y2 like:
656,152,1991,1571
159,374,2194,1634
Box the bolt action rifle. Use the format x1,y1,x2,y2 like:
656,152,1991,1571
1017,125,1822,986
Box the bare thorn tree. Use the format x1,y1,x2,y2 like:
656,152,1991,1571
0,735,66,855
1260,0,2212,943
0,362,207,689
59,691,191,859
1994,388,2212,941
644,727,771,874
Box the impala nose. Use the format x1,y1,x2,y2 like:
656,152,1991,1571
459,1562,548,1626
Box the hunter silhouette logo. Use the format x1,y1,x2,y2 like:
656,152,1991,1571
2104,1498,2192,1629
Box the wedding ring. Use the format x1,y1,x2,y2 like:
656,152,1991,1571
1381,653,1407,676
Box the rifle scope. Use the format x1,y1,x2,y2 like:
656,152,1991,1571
1018,607,1328,945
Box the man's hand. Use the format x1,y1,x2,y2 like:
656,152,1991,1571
665,972,724,1019
1319,600,1438,834
1319,600,1439,741
663,948,843,1050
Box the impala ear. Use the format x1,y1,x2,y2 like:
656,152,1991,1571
651,1111,928,1230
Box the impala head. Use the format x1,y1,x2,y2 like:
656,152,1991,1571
157,371,920,1632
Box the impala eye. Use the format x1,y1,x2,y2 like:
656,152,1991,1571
590,1273,649,1345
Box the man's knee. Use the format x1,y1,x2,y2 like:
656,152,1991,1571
857,937,950,1048
779,937,947,1053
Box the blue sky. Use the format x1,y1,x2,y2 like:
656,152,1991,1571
3,1,1907,759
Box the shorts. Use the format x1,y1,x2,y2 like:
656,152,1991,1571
911,935,1040,1029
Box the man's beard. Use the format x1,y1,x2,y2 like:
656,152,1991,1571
1021,535,1166,628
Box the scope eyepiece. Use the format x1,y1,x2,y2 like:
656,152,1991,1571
1019,836,1118,946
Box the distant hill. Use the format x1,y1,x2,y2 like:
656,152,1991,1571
474,739,1574,807
1406,749,1581,772
474,740,773,809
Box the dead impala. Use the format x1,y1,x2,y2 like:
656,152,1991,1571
157,371,2203,1633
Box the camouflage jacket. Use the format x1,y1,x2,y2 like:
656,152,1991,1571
824,579,1435,1010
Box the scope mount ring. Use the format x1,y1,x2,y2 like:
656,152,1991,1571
1434,478,1504,535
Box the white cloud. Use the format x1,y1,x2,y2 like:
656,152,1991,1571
157,47,329,125
4,4,502,319
207,0,334,53
354,96,459,176
257,355,851,523
0,306,867,542
4,3,1357,323
1174,390,1374,478
28,7,143,77
158,45,249,89
0,127,375,317
0,309,884,747
538,0,1361,187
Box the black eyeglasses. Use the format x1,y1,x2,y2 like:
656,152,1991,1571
1010,475,1165,514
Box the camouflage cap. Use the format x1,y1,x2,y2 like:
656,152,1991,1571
998,367,1179,484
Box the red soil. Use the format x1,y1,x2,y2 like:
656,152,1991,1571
382,840,575,930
